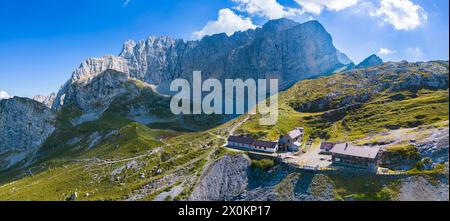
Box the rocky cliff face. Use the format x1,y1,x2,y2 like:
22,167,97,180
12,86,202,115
70,55,130,85
57,69,159,125
190,154,338,201
190,154,251,201
33,93,56,108
0,97,56,170
289,61,449,113
396,175,449,201
129,19,346,90
53,56,131,110
53,18,350,110
417,127,449,164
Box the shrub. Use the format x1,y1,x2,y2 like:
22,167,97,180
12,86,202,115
250,131,268,140
386,144,420,160
251,159,276,171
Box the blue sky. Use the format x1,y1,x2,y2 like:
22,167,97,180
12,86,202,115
0,0,448,98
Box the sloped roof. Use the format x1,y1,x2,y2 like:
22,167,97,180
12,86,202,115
227,136,255,145
320,142,336,150
286,128,303,139
330,143,380,159
254,140,278,149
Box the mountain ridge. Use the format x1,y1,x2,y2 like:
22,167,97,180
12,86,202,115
53,18,351,110
356,54,383,69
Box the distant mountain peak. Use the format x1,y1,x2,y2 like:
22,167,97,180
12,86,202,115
336,51,354,65
33,93,56,108
0,90,11,100
356,54,383,69
302,19,322,27
262,18,299,31
300,20,327,31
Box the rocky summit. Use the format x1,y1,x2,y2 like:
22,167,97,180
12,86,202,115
53,18,350,110
356,54,383,69
33,93,56,108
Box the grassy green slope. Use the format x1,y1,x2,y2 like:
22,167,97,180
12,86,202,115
0,116,228,200
0,61,448,201
0,85,232,200
237,61,449,142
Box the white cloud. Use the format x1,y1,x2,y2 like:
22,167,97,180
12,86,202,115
231,0,300,19
193,8,257,39
231,0,360,18
378,48,396,56
0,90,12,100
351,1,377,15
371,0,427,30
294,0,359,15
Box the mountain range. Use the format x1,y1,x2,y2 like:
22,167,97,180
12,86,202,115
2,18,354,172
0,18,448,201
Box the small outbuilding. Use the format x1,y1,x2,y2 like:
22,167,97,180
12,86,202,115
279,127,304,151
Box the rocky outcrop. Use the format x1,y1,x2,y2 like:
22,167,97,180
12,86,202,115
190,154,251,201
291,61,449,112
70,55,130,85
356,54,383,69
417,127,449,164
119,36,182,86
0,97,56,169
380,145,421,171
57,69,150,125
378,125,449,171
33,93,56,108
53,18,350,109
63,70,134,112
54,68,224,129
53,57,131,110
191,155,338,201
396,175,449,201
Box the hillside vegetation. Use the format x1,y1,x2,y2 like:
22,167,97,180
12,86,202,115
0,60,448,201
237,61,449,142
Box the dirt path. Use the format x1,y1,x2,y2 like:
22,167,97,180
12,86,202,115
228,114,252,137
97,147,162,165
207,113,252,145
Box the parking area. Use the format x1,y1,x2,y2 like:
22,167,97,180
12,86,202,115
282,142,332,169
